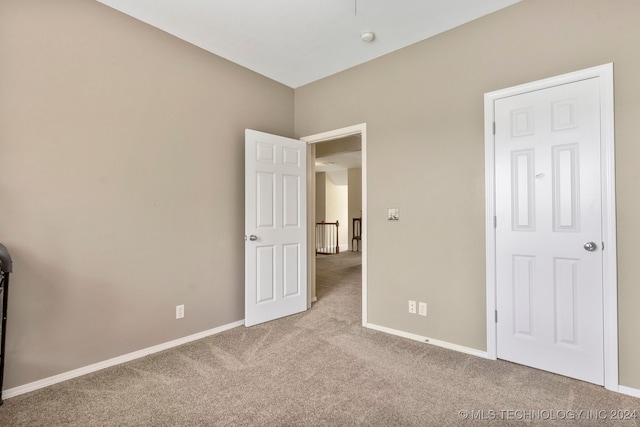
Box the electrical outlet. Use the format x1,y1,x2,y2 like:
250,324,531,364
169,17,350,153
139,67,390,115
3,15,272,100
176,304,185,319
419,302,427,316
408,300,417,314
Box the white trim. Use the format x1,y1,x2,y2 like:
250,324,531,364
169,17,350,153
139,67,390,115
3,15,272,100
301,124,364,144
2,320,244,400
618,385,640,399
484,63,618,390
366,323,488,358
302,123,368,325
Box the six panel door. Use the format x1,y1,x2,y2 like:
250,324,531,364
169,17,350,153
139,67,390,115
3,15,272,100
245,129,307,327
494,78,604,385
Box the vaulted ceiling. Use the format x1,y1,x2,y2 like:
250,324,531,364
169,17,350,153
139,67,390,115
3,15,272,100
97,0,521,88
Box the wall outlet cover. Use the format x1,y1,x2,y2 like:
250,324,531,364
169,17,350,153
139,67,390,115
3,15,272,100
408,300,417,314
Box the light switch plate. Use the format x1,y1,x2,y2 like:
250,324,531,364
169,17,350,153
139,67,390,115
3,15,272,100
388,208,399,220
419,302,427,316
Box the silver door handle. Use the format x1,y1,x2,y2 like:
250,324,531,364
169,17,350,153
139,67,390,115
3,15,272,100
584,241,597,251
249,235,258,241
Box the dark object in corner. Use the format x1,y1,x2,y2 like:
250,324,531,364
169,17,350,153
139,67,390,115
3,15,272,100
0,243,13,406
352,218,362,252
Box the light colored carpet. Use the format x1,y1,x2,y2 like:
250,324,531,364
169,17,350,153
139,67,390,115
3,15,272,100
0,251,638,426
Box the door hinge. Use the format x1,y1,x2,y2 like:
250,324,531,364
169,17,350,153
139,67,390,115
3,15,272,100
495,310,498,323
602,241,605,251
494,216,497,228
492,122,496,135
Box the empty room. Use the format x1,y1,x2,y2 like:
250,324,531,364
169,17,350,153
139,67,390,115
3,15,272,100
1,0,639,425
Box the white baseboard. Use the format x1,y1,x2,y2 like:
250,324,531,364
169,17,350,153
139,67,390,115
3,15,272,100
364,322,488,358
6,318,637,401
3,319,245,400
618,385,640,399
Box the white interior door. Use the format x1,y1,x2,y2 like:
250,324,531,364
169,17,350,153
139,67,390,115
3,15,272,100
495,78,604,384
245,129,307,327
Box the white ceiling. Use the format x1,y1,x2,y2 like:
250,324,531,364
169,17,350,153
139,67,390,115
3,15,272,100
316,151,362,172
316,151,362,185
96,0,521,88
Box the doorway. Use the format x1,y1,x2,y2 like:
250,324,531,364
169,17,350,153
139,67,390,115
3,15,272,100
484,64,618,390
302,124,368,326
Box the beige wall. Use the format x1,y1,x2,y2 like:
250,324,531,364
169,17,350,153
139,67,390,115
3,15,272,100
315,135,361,158
3,0,640,395
295,0,640,389
315,172,327,222
315,173,348,252
324,175,348,251
0,1,293,389
348,168,362,251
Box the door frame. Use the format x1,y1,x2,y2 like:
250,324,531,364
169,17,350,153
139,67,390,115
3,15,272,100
301,123,368,326
483,64,618,391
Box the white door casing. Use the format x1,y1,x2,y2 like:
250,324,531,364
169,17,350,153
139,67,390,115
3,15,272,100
301,123,368,326
484,64,618,390
245,129,307,327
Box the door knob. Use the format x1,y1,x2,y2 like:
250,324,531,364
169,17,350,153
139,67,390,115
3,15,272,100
249,235,258,241
584,241,597,251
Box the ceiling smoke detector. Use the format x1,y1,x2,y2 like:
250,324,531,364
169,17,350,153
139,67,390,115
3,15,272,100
360,32,375,43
